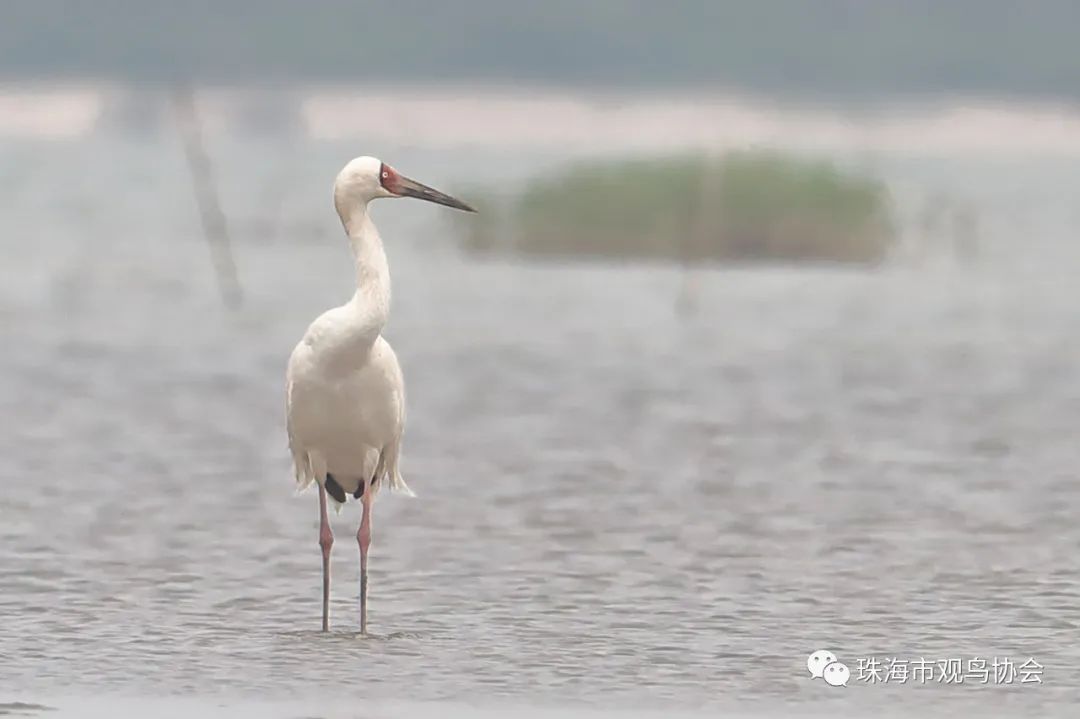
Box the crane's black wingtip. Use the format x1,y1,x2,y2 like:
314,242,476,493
324,474,347,504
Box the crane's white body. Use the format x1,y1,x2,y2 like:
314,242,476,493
284,155,472,633
285,159,413,504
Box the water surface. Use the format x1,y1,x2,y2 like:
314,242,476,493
1,137,1078,717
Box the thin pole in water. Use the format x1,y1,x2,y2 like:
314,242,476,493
678,151,722,316
171,84,243,310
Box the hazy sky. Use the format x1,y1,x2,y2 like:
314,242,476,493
2,0,1078,99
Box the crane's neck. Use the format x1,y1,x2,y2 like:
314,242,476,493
339,203,391,346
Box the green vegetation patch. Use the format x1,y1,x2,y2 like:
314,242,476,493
458,151,896,265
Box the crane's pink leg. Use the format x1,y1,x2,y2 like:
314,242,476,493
357,485,373,635
318,483,333,632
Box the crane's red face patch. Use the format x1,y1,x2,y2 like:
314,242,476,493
379,163,401,194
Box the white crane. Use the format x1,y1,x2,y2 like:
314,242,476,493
286,156,475,633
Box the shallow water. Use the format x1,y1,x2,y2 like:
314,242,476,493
1,135,1079,717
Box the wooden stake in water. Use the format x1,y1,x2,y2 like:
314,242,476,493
171,85,243,310
678,153,722,316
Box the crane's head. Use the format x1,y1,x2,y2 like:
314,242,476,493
333,156,476,216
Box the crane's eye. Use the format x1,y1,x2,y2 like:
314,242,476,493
379,163,395,187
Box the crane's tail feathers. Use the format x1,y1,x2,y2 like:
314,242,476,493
291,450,324,493
389,470,416,497
381,443,415,498
293,464,315,492
293,446,413,500
294,468,315,492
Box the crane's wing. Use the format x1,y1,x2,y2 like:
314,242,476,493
285,366,316,492
372,338,414,497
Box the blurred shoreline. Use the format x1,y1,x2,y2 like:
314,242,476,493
2,81,1080,156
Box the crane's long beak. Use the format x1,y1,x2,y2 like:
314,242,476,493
394,175,476,213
